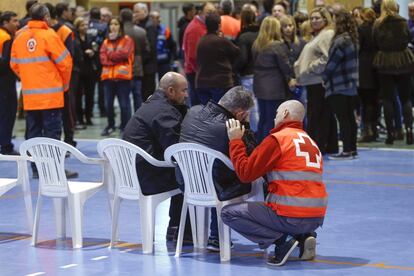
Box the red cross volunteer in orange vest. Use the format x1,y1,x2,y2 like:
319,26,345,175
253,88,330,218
222,100,327,267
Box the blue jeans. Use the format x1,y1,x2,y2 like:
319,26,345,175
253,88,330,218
257,99,284,142
103,80,132,130
26,109,62,140
197,87,229,105
131,78,142,112
240,76,259,132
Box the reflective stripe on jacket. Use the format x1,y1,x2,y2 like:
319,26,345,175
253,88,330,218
267,128,327,218
100,35,134,81
10,20,73,110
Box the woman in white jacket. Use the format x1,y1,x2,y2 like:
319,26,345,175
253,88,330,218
294,7,338,154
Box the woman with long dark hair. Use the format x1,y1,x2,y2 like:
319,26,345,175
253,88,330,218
100,17,134,136
322,10,359,159
373,0,414,145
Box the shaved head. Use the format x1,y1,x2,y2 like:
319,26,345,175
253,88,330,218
159,72,188,104
274,100,305,128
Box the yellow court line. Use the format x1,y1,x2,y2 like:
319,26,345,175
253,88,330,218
312,259,414,271
326,179,414,189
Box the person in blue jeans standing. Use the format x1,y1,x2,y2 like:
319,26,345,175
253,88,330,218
100,17,134,136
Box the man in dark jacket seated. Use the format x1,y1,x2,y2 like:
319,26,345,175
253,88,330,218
178,86,256,251
123,71,190,242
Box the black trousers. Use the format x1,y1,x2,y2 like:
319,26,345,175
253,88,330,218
0,82,17,153
63,72,78,146
75,73,96,123
141,73,156,102
358,88,379,133
328,94,357,152
306,84,338,154
378,74,413,135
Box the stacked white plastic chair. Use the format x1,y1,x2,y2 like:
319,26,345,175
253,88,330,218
97,138,181,254
0,154,33,232
164,143,253,262
20,138,106,248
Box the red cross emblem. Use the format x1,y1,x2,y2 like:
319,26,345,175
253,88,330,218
293,133,322,168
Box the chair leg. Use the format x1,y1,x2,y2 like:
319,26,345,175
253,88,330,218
31,195,43,246
217,207,231,262
175,201,188,258
196,206,208,249
68,194,84,249
23,190,34,233
188,205,198,248
110,196,121,247
140,198,156,254
54,198,66,239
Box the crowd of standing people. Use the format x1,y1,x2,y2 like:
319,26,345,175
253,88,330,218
0,0,414,162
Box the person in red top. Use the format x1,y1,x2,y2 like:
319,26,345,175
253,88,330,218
222,100,327,266
100,17,134,136
182,2,215,106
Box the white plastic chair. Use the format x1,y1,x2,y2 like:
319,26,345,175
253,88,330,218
0,154,33,232
164,143,252,262
20,138,106,249
97,138,181,254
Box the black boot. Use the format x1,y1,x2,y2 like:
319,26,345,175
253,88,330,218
385,131,394,145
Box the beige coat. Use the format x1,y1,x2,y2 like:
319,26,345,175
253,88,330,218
294,28,334,86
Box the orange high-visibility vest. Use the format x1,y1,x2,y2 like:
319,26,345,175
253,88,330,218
267,128,328,218
10,20,73,110
100,35,134,81
56,24,74,43
0,28,11,57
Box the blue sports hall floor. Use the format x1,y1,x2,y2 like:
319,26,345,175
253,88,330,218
1,139,414,276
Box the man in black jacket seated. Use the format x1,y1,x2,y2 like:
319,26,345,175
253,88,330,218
123,71,190,241
178,86,256,251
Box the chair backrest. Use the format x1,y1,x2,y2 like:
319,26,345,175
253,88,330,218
164,143,234,206
97,138,174,200
19,138,75,197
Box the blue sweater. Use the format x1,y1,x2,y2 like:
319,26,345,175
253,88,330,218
322,33,359,97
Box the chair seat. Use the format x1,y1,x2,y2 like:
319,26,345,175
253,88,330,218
68,181,104,194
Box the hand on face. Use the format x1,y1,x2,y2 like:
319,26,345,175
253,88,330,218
226,118,245,140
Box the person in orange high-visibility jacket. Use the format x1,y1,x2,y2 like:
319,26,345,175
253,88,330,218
10,4,72,149
222,100,327,267
99,17,134,136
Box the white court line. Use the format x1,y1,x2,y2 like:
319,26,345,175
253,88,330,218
60,264,78,269
25,273,46,276
120,248,134,253
91,256,108,261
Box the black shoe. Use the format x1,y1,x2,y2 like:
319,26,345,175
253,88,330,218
101,126,116,136
351,151,358,159
206,237,234,252
267,237,299,266
85,119,94,126
328,152,353,160
395,129,404,140
385,137,394,145
297,233,317,261
65,169,78,179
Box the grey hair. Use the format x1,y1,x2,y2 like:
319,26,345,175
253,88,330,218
134,3,149,14
218,86,254,113
30,3,50,21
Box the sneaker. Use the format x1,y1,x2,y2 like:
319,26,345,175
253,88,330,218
101,126,116,136
206,237,234,252
267,237,299,266
328,152,353,160
207,237,220,252
299,235,316,260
